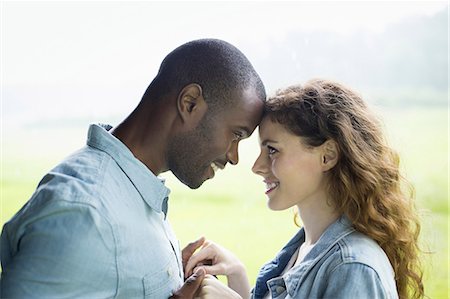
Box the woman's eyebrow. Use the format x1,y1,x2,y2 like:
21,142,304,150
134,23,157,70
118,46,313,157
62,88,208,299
261,139,278,146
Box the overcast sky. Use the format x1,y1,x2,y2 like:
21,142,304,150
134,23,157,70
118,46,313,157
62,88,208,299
1,1,448,126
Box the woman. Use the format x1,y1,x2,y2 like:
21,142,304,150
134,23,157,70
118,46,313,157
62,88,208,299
185,79,424,299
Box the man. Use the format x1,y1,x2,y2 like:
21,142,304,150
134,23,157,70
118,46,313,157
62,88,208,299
0,39,266,298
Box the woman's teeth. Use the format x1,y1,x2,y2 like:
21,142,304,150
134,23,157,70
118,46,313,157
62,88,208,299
265,182,279,192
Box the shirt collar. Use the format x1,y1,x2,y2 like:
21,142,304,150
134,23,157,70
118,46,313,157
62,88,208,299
86,124,171,216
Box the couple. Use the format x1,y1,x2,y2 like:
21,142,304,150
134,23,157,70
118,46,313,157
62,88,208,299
0,39,423,299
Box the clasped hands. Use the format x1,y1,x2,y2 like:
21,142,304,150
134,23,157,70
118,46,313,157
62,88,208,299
170,237,249,299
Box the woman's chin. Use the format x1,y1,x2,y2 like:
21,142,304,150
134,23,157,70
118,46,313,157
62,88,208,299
267,199,285,211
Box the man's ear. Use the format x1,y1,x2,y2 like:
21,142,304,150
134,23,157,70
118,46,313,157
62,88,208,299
321,140,339,171
177,83,207,126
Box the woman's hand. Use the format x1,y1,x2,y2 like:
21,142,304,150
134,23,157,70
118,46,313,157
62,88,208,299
182,236,206,271
184,240,243,278
195,275,243,299
184,240,250,299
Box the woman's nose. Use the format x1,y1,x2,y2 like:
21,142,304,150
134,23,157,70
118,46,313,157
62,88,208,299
252,151,268,176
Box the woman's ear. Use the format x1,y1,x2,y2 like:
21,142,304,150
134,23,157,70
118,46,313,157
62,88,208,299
321,140,339,171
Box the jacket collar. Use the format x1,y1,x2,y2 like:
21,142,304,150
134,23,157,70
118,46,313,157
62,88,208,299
253,215,355,298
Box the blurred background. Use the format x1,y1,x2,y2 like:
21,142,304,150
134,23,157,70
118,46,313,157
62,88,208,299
2,1,448,297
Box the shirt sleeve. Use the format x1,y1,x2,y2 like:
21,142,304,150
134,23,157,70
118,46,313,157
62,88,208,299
321,262,391,299
1,199,118,299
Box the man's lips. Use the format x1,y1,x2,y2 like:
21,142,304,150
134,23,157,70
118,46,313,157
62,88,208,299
206,161,227,180
210,161,225,172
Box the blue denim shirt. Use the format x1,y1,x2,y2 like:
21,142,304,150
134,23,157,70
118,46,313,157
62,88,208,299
251,216,398,299
1,124,183,298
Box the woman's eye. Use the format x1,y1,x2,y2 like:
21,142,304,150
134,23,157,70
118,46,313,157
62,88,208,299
268,146,277,155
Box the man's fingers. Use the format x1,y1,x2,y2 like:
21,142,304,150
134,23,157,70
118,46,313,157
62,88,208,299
182,236,205,269
170,267,206,299
170,268,206,299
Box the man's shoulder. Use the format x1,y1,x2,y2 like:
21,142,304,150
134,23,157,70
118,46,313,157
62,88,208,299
8,147,118,221
53,146,111,182
42,146,119,200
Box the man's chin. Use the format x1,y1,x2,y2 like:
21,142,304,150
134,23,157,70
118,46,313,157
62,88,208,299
172,167,212,189
185,179,206,189
173,173,206,190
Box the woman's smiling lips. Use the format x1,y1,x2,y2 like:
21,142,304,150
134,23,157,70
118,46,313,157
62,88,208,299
264,180,279,194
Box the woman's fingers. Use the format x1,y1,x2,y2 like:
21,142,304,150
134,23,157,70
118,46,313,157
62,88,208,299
196,275,242,299
182,236,206,269
193,263,227,277
184,240,241,279
185,245,217,278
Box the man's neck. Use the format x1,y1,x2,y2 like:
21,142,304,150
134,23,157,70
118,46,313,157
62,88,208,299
111,103,173,176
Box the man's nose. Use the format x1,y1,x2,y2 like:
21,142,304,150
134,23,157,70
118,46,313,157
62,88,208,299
226,141,239,165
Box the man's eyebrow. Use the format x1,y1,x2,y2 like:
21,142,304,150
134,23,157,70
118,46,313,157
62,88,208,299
261,139,278,146
238,126,251,137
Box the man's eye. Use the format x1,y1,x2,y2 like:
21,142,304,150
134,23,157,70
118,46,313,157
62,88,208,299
234,132,243,140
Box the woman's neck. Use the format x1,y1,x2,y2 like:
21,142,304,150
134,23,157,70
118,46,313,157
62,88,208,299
297,195,340,245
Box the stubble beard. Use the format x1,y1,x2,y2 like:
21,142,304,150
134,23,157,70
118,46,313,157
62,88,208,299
167,117,214,189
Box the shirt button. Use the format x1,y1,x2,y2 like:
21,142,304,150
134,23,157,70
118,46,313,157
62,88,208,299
276,286,285,293
167,267,173,277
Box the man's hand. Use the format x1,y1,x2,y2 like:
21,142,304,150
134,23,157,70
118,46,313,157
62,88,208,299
169,268,206,299
182,237,206,270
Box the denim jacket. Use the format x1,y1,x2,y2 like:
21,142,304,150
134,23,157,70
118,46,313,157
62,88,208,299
251,216,398,299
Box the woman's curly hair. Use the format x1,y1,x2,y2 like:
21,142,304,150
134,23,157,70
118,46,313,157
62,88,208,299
266,79,424,299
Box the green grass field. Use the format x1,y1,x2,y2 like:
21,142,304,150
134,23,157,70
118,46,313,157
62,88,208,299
1,107,448,298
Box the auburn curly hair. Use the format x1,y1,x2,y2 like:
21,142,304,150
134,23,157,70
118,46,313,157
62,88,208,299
265,79,424,299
